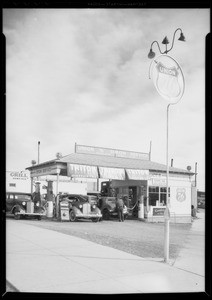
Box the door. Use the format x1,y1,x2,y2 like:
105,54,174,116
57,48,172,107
129,186,138,217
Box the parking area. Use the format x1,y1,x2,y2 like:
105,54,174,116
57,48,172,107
6,214,193,260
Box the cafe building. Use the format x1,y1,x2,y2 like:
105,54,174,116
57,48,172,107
26,143,196,223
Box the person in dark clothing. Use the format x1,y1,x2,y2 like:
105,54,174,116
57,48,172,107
191,205,197,218
116,196,124,222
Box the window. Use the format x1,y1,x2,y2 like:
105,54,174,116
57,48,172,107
149,186,159,206
160,187,170,205
148,186,170,206
9,183,16,187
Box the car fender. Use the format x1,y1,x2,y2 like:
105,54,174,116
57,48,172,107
72,206,82,215
95,207,101,214
12,204,24,214
92,207,101,215
103,203,115,212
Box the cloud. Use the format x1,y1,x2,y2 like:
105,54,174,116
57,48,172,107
4,8,209,190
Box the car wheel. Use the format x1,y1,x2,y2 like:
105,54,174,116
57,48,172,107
102,209,110,220
13,209,21,220
69,210,76,222
92,218,99,222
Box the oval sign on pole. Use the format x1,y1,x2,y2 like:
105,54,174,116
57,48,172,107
149,54,185,104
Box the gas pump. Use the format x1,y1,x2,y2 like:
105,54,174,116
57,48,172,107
46,181,54,218
138,186,145,220
138,195,144,219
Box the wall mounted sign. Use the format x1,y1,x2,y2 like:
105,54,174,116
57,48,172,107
30,167,60,177
151,178,166,186
176,188,186,202
149,54,185,104
9,171,29,180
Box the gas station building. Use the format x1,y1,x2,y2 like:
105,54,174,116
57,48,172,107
26,144,196,223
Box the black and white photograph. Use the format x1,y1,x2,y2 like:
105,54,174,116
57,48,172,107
3,4,210,295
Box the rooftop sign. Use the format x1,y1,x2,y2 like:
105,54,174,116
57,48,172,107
75,144,150,161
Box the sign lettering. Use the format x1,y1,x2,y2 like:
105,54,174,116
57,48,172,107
10,171,29,180
76,144,150,160
153,207,166,216
149,54,185,103
31,167,60,177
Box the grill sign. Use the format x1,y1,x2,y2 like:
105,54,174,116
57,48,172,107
149,55,185,103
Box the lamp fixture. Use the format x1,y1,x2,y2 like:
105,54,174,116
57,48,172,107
148,28,186,58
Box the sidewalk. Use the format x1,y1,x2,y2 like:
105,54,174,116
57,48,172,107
6,217,205,294
172,209,205,276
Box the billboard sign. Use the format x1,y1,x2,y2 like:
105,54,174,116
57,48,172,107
75,144,150,160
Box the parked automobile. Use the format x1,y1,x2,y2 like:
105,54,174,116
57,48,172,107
98,196,129,220
59,194,102,222
6,192,45,220
197,200,205,209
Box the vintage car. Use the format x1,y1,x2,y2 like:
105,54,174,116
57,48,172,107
6,192,45,220
197,200,205,209
99,196,129,220
59,194,102,222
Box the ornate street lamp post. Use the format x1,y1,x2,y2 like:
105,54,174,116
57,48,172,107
148,28,185,58
148,28,186,263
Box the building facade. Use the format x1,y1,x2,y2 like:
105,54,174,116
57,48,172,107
26,144,195,223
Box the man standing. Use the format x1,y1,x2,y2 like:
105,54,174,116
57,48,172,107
116,195,124,222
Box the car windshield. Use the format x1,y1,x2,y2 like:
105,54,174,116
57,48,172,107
107,198,116,204
61,195,88,203
15,194,32,200
79,195,89,202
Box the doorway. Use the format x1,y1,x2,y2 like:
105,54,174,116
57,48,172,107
129,186,138,218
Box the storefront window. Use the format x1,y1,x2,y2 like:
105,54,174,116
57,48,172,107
149,186,170,206
149,186,159,206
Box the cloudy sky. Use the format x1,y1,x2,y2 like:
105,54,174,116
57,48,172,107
3,8,209,191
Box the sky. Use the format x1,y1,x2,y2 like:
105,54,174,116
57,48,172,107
3,8,209,191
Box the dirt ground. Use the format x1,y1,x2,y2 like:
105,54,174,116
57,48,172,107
6,215,192,260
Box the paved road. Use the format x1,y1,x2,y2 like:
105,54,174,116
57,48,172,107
5,211,205,294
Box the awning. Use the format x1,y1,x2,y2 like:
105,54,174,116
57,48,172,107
67,164,98,178
99,167,125,180
126,169,149,180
